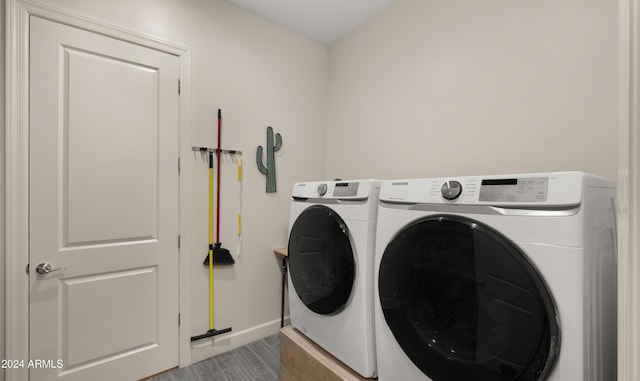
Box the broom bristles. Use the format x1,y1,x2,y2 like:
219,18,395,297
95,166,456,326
203,243,235,265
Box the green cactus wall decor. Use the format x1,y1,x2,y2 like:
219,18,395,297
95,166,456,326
256,126,282,193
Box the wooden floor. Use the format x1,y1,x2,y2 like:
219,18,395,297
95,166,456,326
147,334,280,381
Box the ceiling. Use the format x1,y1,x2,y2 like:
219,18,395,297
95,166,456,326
224,0,397,45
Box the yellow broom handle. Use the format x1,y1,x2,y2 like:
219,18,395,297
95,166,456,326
237,157,243,236
209,153,215,330
209,249,214,330
209,158,214,248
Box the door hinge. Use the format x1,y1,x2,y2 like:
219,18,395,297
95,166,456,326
178,157,181,173
178,234,181,249
178,313,181,326
178,79,181,95
26,264,29,274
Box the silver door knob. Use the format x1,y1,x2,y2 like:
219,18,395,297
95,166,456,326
35,262,65,275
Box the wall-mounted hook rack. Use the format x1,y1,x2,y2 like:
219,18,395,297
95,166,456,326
192,146,242,155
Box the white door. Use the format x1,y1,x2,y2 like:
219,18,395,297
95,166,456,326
29,16,180,381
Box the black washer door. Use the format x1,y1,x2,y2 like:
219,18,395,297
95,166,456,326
288,205,355,315
378,215,559,381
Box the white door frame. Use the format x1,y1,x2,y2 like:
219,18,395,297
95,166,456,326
619,1,640,380
4,1,193,380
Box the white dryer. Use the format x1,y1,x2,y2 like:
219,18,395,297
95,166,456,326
288,179,380,378
374,172,616,381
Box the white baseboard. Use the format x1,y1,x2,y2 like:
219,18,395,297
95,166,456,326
188,316,289,366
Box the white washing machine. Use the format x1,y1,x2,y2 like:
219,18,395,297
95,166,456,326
374,172,617,381
287,179,380,378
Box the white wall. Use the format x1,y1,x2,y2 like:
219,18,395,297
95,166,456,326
27,0,327,364
1,0,5,378
618,2,639,380
326,0,618,181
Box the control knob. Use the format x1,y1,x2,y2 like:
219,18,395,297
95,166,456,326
317,183,328,196
441,180,463,200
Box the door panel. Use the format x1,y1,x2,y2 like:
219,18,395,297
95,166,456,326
29,16,179,381
65,47,158,245
63,267,158,367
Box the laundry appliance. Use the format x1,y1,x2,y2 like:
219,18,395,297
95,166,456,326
288,179,380,378
374,172,616,381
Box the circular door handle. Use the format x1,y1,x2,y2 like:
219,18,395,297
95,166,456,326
35,262,65,275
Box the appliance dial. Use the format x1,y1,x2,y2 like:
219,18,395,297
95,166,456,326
441,180,463,200
317,183,328,196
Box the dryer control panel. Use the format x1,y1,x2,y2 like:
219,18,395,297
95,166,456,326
292,180,379,200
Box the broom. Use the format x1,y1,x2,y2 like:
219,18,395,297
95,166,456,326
204,109,235,266
191,111,233,342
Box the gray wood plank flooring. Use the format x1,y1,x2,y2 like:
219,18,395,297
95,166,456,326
147,334,279,381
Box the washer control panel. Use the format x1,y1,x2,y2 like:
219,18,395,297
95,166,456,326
380,172,586,207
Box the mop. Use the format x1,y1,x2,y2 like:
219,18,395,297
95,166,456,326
236,155,243,258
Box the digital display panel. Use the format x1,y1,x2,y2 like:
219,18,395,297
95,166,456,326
481,179,518,186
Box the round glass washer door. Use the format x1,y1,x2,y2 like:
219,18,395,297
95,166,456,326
378,215,559,381
288,205,355,315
